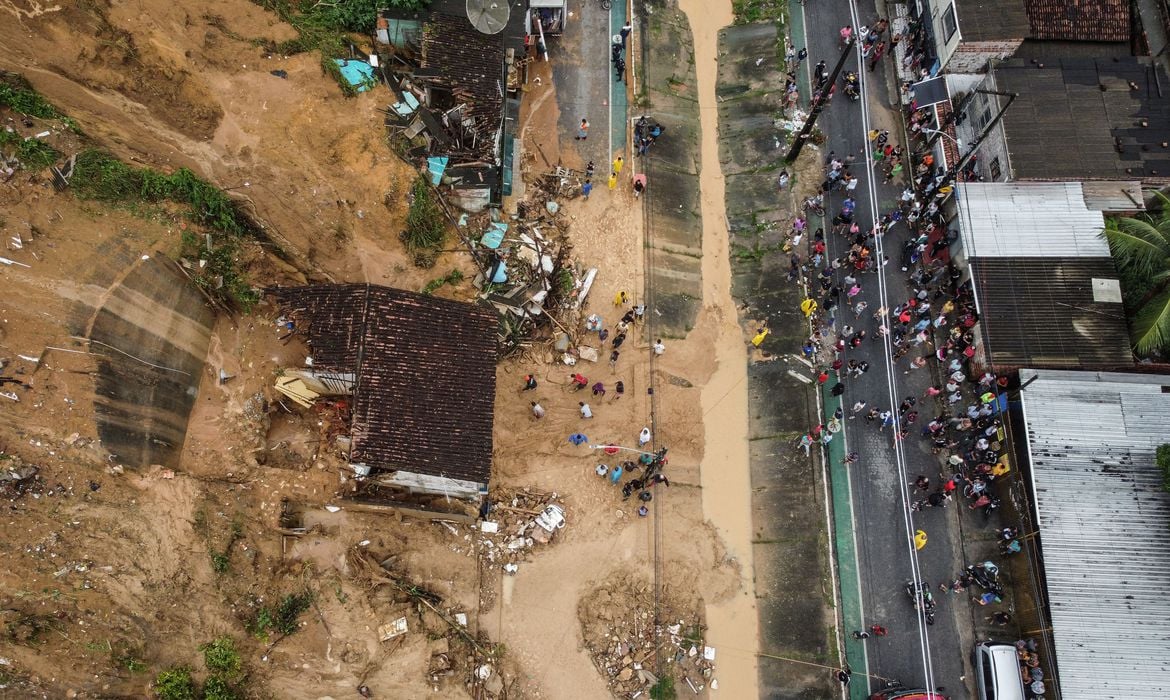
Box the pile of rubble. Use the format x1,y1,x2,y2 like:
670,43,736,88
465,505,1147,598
578,572,717,698
1,455,49,501
348,550,513,698
435,488,567,571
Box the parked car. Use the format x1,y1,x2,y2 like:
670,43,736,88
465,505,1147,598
869,690,949,700
974,641,1026,700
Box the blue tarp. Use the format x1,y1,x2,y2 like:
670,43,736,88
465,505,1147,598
427,157,449,186
480,222,507,249
392,91,420,116
333,60,376,92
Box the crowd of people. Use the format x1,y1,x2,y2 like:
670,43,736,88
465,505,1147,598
779,14,1028,686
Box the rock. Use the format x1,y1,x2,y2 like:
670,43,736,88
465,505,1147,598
617,667,633,682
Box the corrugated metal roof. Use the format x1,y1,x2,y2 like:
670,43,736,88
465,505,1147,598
969,257,1131,370
1018,369,1170,700
955,182,1108,258
1078,180,1145,213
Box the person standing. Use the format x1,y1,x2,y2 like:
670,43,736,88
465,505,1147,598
608,171,618,190
576,118,589,140
778,169,790,190
613,156,624,175
652,338,665,355
582,179,593,200
633,173,647,198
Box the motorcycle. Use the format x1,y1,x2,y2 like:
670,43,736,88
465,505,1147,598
842,72,860,102
904,580,936,625
966,561,1002,595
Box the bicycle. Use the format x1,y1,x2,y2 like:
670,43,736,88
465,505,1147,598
802,196,826,217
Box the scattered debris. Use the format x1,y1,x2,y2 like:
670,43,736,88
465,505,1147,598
578,571,715,698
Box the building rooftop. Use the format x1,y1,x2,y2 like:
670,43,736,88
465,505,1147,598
421,12,506,149
1017,369,1170,699
270,284,498,485
1024,0,1130,42
968,257,1131,369
994,57,1170,182
954,182,1109,258
956,0,1031,42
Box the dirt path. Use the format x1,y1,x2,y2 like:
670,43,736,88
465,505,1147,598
676,0,762,696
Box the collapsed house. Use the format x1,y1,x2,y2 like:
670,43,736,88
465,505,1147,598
269,284,498,503
377,0,529,211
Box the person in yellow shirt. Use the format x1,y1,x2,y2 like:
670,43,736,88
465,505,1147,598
751,327,770,347
613,156,623,175
800,297,818,317
608,172,618,190
991,461,1010,478
914,529,928,550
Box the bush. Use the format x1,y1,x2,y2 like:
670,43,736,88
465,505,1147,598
202,675,242,700
153,667,197,700
200,636,242,677
403,176,446,252
250,591,313,639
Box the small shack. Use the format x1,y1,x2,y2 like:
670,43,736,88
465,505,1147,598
269,284,498,503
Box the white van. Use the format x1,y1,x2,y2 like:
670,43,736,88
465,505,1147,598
974,642,1026,700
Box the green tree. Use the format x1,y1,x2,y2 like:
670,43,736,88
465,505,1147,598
1157,443,1170,492
1102,194,1170,356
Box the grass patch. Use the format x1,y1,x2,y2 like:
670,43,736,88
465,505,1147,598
421,268,464,295
70,150,260,309
0,73,64,119
732,0,787,25
0,129,60,170
650,675,677,700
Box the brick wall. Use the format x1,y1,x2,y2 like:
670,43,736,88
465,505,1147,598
946,39,1023,73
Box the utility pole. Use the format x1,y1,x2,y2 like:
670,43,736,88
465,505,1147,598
785,38,855,163
923,87,979,152
922,90,1017,202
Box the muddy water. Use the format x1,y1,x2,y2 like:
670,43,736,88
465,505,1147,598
676,0,761,696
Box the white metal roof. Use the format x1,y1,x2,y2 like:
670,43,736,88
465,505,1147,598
954,182,1109,258
1018,369,1170,700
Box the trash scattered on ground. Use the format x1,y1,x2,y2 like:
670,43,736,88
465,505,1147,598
578,571,714,698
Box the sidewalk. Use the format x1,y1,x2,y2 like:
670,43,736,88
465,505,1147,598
715,17,838,698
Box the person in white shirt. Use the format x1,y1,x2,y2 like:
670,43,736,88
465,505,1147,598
652,339,665,355
579,402,593,419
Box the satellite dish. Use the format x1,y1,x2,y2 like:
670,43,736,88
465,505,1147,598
466,0,510,35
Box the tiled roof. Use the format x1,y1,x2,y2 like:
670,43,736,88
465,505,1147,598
956,0,1031,41
968,257,1132,370
270,284,498,485
1025,0,1130,42
422,13,504,145
995,57,1170,182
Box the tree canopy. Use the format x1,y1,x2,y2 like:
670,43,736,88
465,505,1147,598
1102,193,1170,357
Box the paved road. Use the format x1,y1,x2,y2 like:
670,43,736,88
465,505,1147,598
794,1,976,696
